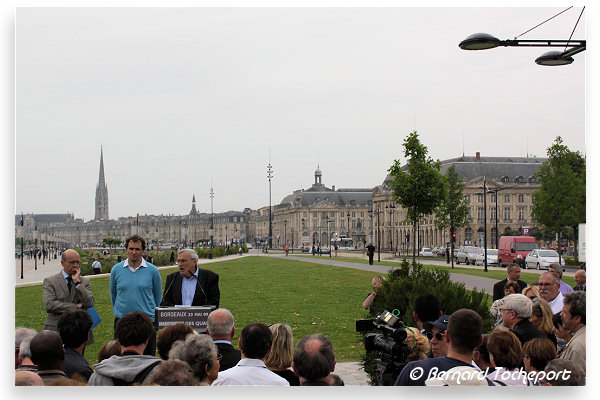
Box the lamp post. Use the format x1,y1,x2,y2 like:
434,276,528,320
368,210,374,244
34,224,38,271
386,203,396,254
346,211,351,243
483,180,488,272
225,224,228,248
487,187,511,250
325,216,332,258
210,186,214,249
459,33,586,65
267,163,273,249
20,212,24,279
372,208,383,262
284,219,287,247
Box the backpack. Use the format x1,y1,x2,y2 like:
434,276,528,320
112,360,162,386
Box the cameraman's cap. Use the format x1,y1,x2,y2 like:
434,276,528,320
424,315,450,331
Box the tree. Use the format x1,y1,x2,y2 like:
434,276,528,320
388,132,446,263
435,165,471,268
102,237,121,249
531,137,586,264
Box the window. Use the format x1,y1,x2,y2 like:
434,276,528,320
352,212,356,217
501,176,509,183
361,212,364,217
504,207,512,221
491,207,497,221
303,212,307,217
518,207,526,221
491,193,496,202
504,194,510,203
518,194,524,203
515,176,523,183
465,194,471,203
313,212,317,218
465,228,472,243
477,207,485,221
477,193,483,203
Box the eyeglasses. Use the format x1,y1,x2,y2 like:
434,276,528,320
499,308,514,314
538,282,554,287
425,331,446,341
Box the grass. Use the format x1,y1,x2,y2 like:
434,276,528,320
16,256,379,365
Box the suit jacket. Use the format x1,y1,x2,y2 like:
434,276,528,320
43,272,95,331
215,342,241,371
511,319,546,346
492,278,528,301
161,268,220,307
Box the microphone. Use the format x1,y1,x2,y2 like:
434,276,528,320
160,276,176,307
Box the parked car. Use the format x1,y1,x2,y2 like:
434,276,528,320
319,247,331,255
419,247,434,257
498,236,538,267
474,249,499,266
455,246,481,265
246,243,253,249
525,249,565,271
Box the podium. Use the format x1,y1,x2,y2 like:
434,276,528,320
155,306,216,333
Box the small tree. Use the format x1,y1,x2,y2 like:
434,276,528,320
532,137,585,264
102,237,121,249
388,132,446,263
435,165,471,268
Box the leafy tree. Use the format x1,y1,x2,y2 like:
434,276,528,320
531,137,586,264
434,165,471,268
102,237,121,249
388,132,446,263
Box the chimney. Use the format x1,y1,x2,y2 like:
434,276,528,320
476,152,480,161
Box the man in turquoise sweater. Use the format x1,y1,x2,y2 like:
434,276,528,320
110,234,162,356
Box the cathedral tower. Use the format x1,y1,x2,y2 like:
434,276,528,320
95,147,109,220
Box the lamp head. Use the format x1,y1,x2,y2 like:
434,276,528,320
535,50,574,66
459,33,502,50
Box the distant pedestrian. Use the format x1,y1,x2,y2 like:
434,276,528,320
92,256,102,275
169,251,175,264
366,243,376,265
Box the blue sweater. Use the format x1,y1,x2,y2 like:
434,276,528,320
110,261,162,321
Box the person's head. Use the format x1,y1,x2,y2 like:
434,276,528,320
530,299,554,334
574,270,586,286
473,334,493,371
15,327,37,367
487,329,523,370
206,308,235,340
239,322,272,359
57,309,92,349
424,315,450,358
98,339,122,363
538,272,560,302
292,334,336,382
18,336,35,362
504,281,520,296
413,294,442,330
61,249,80,275
157,323,195,360
15,371,44,386
561,291,586,331
29,330,65,371
447,309,483,356
523,337,556,373
551,313,572,342
115,311,154,350
147,359,200,386
177,249,199,279
541,359,585,386
522,285,541,302
501,294,532,329
507,264,521,282
404,327,430,362
169,334,219,384
372,276,383,289
125,235,146,263
548,264,563,280
265,324,294,370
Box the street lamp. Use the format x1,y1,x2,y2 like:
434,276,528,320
386,203,396,254
325,216,332,258
372,208,383,262
487,186,512,250
210,186,214,249
346,211,351,242
284,219,287,247
483,180,488,272
267,163,273,249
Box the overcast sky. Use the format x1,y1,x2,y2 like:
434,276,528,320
15,6,587,221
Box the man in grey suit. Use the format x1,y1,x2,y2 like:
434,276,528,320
43,249,95,336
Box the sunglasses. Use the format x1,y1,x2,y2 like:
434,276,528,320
425,331,446,341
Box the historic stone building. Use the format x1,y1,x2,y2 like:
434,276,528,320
249,167,373,248
372,153,545,253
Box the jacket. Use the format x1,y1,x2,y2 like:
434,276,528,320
161,269,220,307
88,354,162,386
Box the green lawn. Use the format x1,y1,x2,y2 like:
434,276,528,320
16,256,380,365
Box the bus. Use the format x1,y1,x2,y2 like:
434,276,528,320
333,236,353,250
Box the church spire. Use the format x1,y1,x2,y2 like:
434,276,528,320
190,193,198,215
95,147,109,220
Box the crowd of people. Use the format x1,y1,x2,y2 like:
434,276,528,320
15,232,586,387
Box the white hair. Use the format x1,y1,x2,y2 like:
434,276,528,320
503,294,533,319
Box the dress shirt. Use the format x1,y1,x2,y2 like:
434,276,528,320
124,257,148,273
181,268,199,306
211,358,290,386
558,280,573,295
548,292,564,314
61,270,79,288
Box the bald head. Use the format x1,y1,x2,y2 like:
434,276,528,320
574,270,586,287
206,308,235,339
15,371,44,386
61,249,80,274
293,334,336,382
30,330,64,370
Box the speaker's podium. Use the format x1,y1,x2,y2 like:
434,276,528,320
155,306,217,333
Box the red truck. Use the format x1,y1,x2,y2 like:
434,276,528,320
498,236,538,268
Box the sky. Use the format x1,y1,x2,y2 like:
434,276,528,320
13,5,588,222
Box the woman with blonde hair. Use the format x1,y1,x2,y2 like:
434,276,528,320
404,327,430,362
265,324,299,386
530,298,557,346
522,285,542,301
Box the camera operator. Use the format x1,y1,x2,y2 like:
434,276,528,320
394,309,493,386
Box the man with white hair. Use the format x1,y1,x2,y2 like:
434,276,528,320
15,327,37,369
573,270,586,291
538,272,564,314
206,308,241,371
500,293,546,346
161,248,220,307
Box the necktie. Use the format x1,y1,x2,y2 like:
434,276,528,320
67,276,73,291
